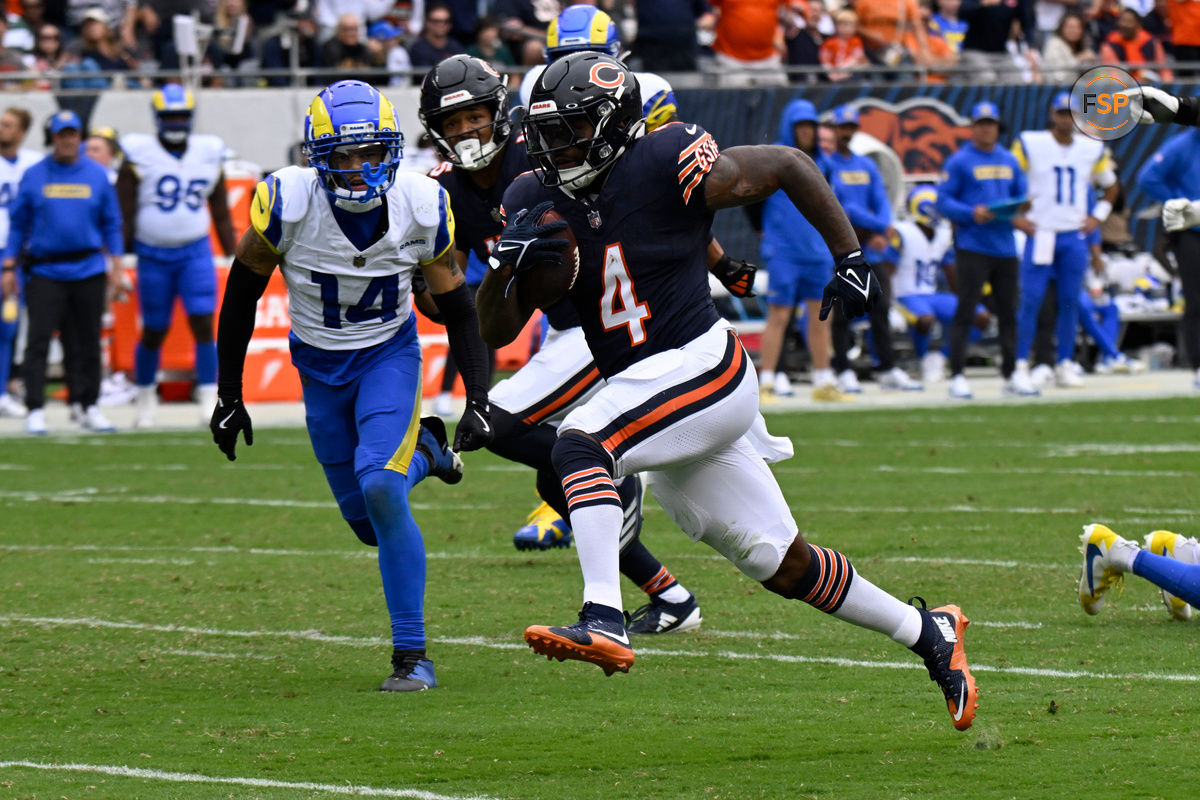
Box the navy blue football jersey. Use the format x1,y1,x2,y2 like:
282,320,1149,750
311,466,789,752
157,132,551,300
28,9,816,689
501,121,721,377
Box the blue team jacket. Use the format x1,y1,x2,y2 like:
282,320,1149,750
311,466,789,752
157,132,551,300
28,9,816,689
4,155,122,280
937,141,1026,258
1136,128,1200,232
760,100,833,268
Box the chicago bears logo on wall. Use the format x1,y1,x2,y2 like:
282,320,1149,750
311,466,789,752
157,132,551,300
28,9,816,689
849,97,971,175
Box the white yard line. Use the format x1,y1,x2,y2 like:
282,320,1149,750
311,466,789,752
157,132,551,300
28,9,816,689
871,465,1194,478
0,488,494,511
3,614,1196,683
0,761,502,800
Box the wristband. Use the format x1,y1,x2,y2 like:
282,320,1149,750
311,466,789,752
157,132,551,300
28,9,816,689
1091,200,1113,223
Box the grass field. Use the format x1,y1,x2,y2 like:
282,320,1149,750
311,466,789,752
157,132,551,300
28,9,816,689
1,397,1198,800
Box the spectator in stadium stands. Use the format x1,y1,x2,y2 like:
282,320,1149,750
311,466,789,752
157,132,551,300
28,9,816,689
710,0,789,87
209,0,255,83
495,0,560,65
135,0,211,71
258,2,320,86
1137,124,1200,390
66,7,133,86
783,0,828,83
1,110,123,435
856,0,932,68
930,0,966,52
902,0,958,81
1166,0,1199,68
30,24,70,88
1099,8,1172,81
466,15,517,70
1041,11,1096,82
820,9,868,81
1089,0,1122,44
1141,0,1172,51
936,100,1031,400
311,0,394,44
409,2,466,71
958,0,1035,82
320,12,375,80
0,16,33,77
1006,17,1041,83
633,0,715,73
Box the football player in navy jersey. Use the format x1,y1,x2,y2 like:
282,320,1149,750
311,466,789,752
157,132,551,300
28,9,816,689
418,54,713,635
479,52,979,731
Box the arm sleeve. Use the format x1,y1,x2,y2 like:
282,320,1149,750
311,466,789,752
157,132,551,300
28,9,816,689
936,160,977,225
1012,159,1028,200
431,283,490,405
216,259,271,397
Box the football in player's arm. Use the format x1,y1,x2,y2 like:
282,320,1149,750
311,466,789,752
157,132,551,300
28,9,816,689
479,143,867,348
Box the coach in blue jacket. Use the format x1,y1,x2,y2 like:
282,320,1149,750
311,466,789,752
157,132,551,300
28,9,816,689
936,101,1031,399
0,110,123,434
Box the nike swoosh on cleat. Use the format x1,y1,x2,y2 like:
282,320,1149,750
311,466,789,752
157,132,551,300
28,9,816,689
953,682,966,721
594,628,631,647
1085,542,1103,595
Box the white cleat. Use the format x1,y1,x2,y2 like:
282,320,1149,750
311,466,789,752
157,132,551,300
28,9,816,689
1006,361,1041,396
1029,363,1055,389
772,371,794,397
1078,523,1139,615
1143,530,1199,621
26,408,46,435
196,383,218,427
921,351,946,384
1055,359,1084,388
879,366,924,391
135,385,157,429
948,374,973,399
0,392,27,417
83,405,116,433
836,369,862,394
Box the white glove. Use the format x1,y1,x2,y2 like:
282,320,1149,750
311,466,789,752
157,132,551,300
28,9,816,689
1120,86,1180,125
1162,198,1200,232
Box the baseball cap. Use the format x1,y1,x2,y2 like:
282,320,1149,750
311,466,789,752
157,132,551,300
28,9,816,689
48,109,82,134
830,105,859,127
970,100,1001,123
80,7,108,25
1051,91,1072,112
368,20,402,40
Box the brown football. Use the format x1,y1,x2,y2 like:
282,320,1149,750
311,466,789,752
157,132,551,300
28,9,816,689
517,208,579,311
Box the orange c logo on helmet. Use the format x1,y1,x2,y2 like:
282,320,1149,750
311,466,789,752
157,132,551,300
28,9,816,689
589,63,624,89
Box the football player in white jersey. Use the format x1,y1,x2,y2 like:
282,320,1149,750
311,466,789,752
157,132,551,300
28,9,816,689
117,84,237,428
1010,91,1119,393
210,80,493,692
890,185,988,385
0,106,41,418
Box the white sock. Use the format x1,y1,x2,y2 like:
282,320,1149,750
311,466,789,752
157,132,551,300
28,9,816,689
657,583,691,604
831,570,924,646
570,503,625,611
759,370,775,389
813,368,834,387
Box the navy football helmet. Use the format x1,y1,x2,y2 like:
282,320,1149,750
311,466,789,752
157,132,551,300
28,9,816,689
524,52,643,193
419,55,511,170
152,83,194,145
303,80,404,204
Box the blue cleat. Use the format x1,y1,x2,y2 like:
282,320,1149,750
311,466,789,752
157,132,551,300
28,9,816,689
380,649,437,692
415,416,463,484
513,501,572,550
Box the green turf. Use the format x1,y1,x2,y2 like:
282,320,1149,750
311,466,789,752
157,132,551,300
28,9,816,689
1,398,1198,799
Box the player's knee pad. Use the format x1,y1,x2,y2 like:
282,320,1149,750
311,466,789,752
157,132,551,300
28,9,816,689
358,468,412,528
550,430,614,479
347,517,378,547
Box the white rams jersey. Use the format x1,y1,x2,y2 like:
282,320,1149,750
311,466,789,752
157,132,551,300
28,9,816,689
121,132,225,247
250,166,453,351
892,219,953,297
1013,131,1113,232
0,148,42,249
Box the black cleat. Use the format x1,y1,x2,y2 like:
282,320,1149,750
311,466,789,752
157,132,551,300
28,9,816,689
415,416,464,484
379,648,437,692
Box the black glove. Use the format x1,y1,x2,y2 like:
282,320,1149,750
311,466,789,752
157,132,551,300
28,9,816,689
712,254,757,297
453,399,493,452
488,200,569,275
819,250,881,321
210,395,253,461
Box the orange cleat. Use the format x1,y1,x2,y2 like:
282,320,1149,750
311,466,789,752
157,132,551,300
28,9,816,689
912,598,978,731
524,602,634,676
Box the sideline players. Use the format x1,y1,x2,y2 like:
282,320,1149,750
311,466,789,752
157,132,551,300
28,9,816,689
210,80,493,691
118,84,237,428
1010,91,1118,392
418,54,710,635
479,52,978,731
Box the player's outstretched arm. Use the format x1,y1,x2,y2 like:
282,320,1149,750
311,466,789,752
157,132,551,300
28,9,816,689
208,172,238,257
1121,86,1200,127
704,145,860,257
423,249,494,452
212,229,277,461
